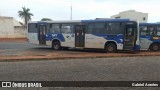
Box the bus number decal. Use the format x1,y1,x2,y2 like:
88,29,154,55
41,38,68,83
52,34,57,37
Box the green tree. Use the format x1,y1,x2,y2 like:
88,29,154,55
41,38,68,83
18,7,33,27
41,18,53,21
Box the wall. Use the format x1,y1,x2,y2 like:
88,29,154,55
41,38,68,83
0,16,27,38
111,10,148,23
0,17,15,38
14,26,27,38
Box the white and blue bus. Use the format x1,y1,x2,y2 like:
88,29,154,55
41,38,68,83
28,19,140,53
140,23,160,51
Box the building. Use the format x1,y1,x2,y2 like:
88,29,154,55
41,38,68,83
0,16,26,38
111,10,148,23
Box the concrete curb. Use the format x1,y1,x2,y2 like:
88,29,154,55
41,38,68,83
0,52,159,62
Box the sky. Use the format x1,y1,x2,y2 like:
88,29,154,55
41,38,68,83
0,0,160,22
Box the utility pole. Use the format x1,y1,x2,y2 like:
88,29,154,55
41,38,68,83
70,0,72,20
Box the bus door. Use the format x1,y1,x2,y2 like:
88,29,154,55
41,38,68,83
124,25,137,50
38,25,47,45
75,25,85,47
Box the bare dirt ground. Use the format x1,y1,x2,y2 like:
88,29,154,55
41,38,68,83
0,38,27,42
0,51,159,61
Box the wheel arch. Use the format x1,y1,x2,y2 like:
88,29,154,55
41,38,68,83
52,39,61,48
52,39,61,44
104,41,117,49
149,42,160,50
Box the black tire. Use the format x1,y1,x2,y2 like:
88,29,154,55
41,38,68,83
52,41,61,50
62,47,69,50
105,43,117,53
149,43,160,51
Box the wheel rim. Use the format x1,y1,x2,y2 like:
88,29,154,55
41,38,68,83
108,46,114,52
53,43,59,50
54,45,59,49
153,45,159,51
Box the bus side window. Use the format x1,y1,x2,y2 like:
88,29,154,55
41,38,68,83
71,25,75,33
94,23,105,34
140,26,148,35
157,27,160,36
49,24,60,33
107,22,122,34
86,23,105,34
28,23,38,33
126,28,134,36
87,23,95,34
61,24,72,33
46,24,50,33
148,27,156,35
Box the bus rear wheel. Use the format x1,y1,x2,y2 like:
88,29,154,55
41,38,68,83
105,43,117,53
52,41,61,50
150,43,160,51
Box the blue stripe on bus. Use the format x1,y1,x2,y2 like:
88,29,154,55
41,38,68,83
81,19,130,23
140,35,152,39
94,34,124,44
37,21,48,25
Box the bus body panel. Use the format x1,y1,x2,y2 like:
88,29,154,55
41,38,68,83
140,37,152,50
45,33,124,50
140,23,160,50
134,22,140,51
84,34,123,49
28,19,140,52
140,36,160,50
85,34,106,49
28,33,39,45
61,34,75,47
45,33,75,47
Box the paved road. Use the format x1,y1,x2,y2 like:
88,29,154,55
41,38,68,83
0,42,105,56
0,56,160,90
0,42,38,50
0,42,53,56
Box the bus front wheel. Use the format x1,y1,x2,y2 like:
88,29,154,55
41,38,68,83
52,41,61,50
105,43,117,53
150,43,160,51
